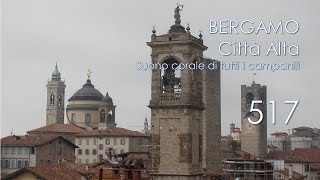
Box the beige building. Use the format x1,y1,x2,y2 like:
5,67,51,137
75,128,151,164
0,135,78,176
66,78,116,130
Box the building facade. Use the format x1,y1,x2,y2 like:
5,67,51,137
66,77,116,129
147,5,221,179
241,81,267,158
74,128,150,164
46,63,66,125
0,135,77,176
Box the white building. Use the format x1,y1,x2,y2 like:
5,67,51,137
75,127,150,164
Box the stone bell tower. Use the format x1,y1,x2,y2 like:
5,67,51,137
46,63,66,125
147,5,220,179
241,81,267,158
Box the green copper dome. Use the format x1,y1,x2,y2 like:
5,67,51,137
52,63,61,80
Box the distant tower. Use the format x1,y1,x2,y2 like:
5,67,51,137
230,123,235,135
241,81,267,158
143,117,150,133
101,92,116,129
46,63,66,125
147,5,221,179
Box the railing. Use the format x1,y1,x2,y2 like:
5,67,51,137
159,93,181,102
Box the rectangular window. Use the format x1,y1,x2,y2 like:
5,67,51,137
48,147,52,155
99,144,103,150
31,147,35,154
11,147,15,154
78,139,82,145
86,139,89,145
105,139,110,145
5,147,9,154
114,138,117,145
18,147,22,155
78,149,82,155
92,149,97,155
93,138,96,145
25,147,29,155
120,139,125,145
305,164,310,172
5,160,10,168
11,160,15,168
85,149,90,155
86,159,89,164
17,160,22,168
85,113,91,123
57,147,62,155
24,161,29,167
71,113,76,122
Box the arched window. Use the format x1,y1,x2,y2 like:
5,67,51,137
57,95,62,106
161,58,181,93
100,110,105,123
50,93,55,105
107,110,113,123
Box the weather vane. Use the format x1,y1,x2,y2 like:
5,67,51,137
87,69,93,80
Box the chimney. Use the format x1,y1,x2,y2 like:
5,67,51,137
289,164,293,179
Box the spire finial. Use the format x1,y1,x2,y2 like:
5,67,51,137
152,25,156,34
199,30,203,39
252,73,257,83
174,3,183,25
186,23,190,32
87,69,92,80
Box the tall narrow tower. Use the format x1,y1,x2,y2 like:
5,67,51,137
46,63,66,125
241,81,267,158
147,5,220,179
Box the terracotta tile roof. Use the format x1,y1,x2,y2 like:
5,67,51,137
270,132,288,136
1,135,78,148
76,127,151,137
3,163,94,180
27,123,85,134
266,148,320,163
288,148,320,163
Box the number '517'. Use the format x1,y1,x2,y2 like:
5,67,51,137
248,100,299,125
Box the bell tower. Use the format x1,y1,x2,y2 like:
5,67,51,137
46,63,66,125
147,5,216,179
241,81,267,158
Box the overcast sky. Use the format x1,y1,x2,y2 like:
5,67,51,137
1,0,319,137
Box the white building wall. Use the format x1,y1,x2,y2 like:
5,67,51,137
75,137,129,164
1,146,33,175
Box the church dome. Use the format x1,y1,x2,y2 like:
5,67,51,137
68,79,104,101
102,92,113,104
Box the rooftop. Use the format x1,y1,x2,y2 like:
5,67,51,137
1,135,78,148
27,123,85,134
3,163,94,180
76,127,151,138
